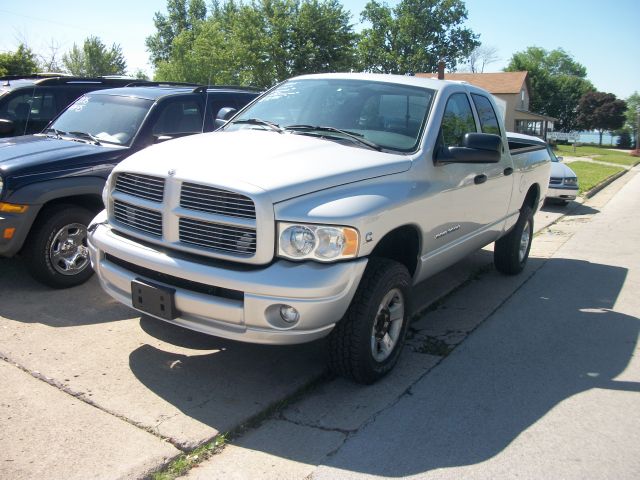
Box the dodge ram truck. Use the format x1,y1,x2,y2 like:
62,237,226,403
88,73,550,383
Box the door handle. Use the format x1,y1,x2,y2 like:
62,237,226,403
503,167,514,176
474,174,487,185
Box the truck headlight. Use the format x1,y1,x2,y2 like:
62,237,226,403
0,175,4,198
563,177,577,186
278,222,359,261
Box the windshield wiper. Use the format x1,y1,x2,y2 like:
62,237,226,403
66,131,102,145
43,127,66,139
232,118,283,133
285,125,382,151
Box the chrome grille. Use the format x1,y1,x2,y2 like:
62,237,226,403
113,200,162,237
549,177,563,185
115,173,165,202
179,218,256,254
181,183,256,219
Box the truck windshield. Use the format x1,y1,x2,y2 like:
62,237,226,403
227,79,434,152
50,94,153,146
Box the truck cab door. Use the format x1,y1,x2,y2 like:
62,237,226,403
417,91,512,279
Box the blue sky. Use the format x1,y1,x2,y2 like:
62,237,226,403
1,0,638,99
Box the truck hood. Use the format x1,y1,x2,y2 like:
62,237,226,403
115,130,413,202
0,135,126,177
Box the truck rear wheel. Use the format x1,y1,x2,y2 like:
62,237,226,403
327,258,411,384
494,205,534,275
23,205,95,289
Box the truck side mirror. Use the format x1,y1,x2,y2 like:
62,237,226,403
435,133,502,164
0,118,15,135
214,107,237,129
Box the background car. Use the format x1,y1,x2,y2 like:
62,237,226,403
0,84,260,288
0,74,150,138
507,131,578,205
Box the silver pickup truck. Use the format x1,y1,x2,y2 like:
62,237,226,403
88,73,550,383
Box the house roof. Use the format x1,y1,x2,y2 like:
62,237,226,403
415,71,528,94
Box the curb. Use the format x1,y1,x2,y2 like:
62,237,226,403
584,169,629,198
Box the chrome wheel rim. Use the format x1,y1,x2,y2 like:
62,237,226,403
49,223,90,276
370,288,405,362
519,219,531,263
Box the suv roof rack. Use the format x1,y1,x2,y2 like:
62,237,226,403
191,85,262,94
125,81,203,88
33,76,144,86
0,73,71,81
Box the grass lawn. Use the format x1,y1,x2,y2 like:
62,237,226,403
556,144,639,167
568,161,625,195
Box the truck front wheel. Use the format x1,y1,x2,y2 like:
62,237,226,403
23,205,95,289
494,205,534,275
328,258,411,384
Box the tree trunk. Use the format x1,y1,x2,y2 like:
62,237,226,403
598,129,603,146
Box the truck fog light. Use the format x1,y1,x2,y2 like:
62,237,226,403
280,305,300,324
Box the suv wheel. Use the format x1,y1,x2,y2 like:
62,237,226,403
23,205,95,288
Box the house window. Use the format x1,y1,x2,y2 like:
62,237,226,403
515,119,543,136
520,89,525,109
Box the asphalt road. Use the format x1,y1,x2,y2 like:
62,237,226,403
0,169,637,479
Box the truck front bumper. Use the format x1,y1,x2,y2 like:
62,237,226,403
88,214,368,345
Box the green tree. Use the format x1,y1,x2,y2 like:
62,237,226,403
576,91,627,146
505,47,594,132
62,36,127,76
624,91,639,148
0,44,38,76
145,0,208,68
154,0,357,88
357,0,479,74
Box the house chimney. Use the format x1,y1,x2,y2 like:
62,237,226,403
437,60,445,80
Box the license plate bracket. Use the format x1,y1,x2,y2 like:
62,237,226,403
131,278,178,320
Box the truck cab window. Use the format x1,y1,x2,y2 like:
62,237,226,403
471,93,501,136
440,93,477,148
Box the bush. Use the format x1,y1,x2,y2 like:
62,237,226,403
617,131,632,148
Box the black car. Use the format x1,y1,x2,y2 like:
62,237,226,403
0,84,259,288
0,74,150,138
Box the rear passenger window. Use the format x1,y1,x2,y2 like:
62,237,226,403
440,93,477,148
152,100,203,135
471,94,501,135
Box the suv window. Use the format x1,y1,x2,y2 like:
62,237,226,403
471,94,501,135
152,99,204,136
0,90,57,136
51,94,153,146
440,93,477,148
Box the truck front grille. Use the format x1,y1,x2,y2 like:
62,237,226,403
115,173,165,202
549,177,563,185
181,183,256,219
179,218,256,254
113,200,162,237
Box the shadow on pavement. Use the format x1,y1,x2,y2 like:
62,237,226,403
315,257,639,476
541,200,599,217
129,256,638,475
0,258,131,326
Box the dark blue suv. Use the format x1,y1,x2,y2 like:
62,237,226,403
0,84,259,288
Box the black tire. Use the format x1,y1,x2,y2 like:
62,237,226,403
327,258,411,384
23,204,95,289
494,204,534,275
